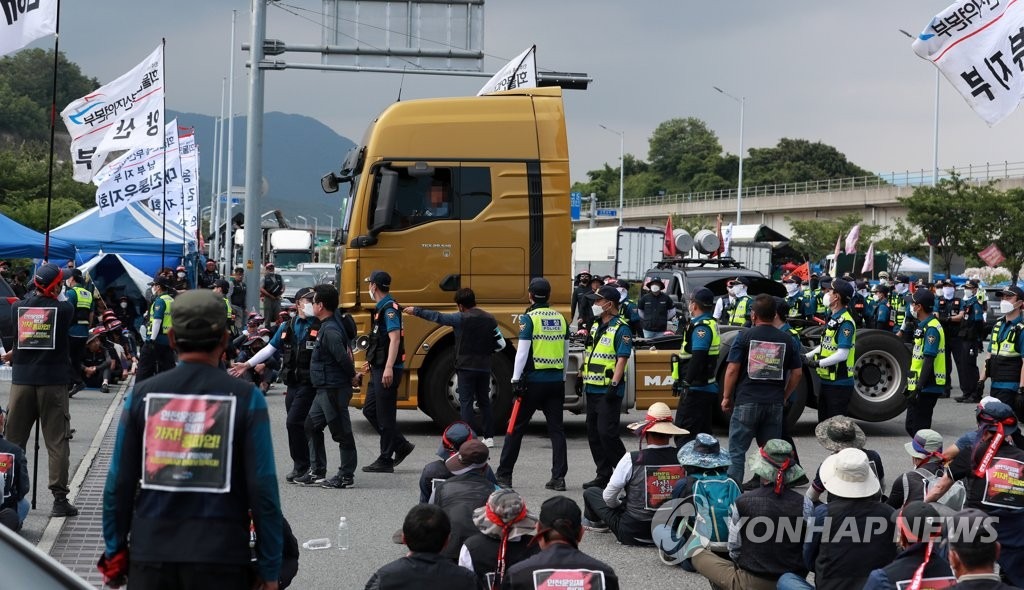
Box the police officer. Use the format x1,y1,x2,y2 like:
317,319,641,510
893,274,915,342
805,279,857,421
498,277,569,491
211,279,235,331
5,263,78,517
806,273,828,320
65,269,94,395
869,284,894,331
138,275,177,381
723,277,752,327
570,272,592,327
616,280,643,335
361,270,415,473
783,276,807,322
977,285,1024,410
850,279,869,328
954,279,986,403
670,287,719,445
637,277,675,338
877,271,891,288
936,279,963,399
904,289,947,436
581,284,632,490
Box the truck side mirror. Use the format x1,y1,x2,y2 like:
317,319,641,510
321,172,340,194
370,168,399,236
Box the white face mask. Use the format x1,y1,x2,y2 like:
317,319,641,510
858,289,868,297
942,287,955,299
1001,299,1017,315
120,302,128,309
591,304,605,317
289,311,297,318
785,283,799,296
177,272,185,278
965,289,976,298
878,279,889,287
873,293,884,302
650,285,661,294
367,287,377,302
822,292,833,308
302,302,315,317
616,287,627,300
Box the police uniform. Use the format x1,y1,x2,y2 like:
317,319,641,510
137,278,177,381
812,282,857,421
65,273,94,388
904,293,946,437
891,277,915,342
869,287,893,331
617,281,643,335
956,281,987,403
278,310,319,479
725,277,752,327
936,281,963,397
784,278,807,322
671,293,719,445
984,308,1024,409
307,302,358,488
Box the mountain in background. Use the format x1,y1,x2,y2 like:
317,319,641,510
169,110,356,226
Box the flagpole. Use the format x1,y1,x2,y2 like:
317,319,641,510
160,38,167,271
42,0,63,262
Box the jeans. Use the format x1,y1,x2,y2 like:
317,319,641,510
284,384,315,473
497,381,568,480
817,382,853,422
776,572,814,590
727,401,783,483
585,393,626,482
305,388,357,477
363,366,409,463
457,369,494,438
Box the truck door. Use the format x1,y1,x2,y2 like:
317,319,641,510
458,164,527,301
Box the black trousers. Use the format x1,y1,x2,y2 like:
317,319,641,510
305,388,357,477
585,393,626,482
363,366,408,464
68,335,87,385
128,561,254,590
136,341,175,382
284,384,315,473
457,369,494,438
905,393,939,437
497,381,568,480
673,389,715,447
817,383,853,423
954,338,981,398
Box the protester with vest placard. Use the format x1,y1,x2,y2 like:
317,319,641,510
904,289,947,437
670,287,720,446
498,277,569,491
65,269,94,396
862,501,955,590
405,287,505,447
976,285,1024,413
137,275,176,381
458,489,539,589
804,279,857,421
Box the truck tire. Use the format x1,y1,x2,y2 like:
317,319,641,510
420,345,515,430
846,329,909,422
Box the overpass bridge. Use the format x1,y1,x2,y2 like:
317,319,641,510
573,161,1024,236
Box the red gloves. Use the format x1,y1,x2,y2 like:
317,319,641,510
97,548,129,588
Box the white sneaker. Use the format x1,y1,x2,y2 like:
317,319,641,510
483,437,494,448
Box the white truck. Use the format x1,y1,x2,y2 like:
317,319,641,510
268,229,314,269
573,226,663,280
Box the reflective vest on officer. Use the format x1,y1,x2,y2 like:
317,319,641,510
786,294,805,319
671,317,720,386
813,289,826,316
908,315,946,392
989,316,1024,385
149,293,173,334
583,316,625,387
815,309,856,381
727,295,750,326
71,286,92,325
527,307,567,371
890,292,908,329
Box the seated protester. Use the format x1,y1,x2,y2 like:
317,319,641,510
503,496,619,590
419,422,497,504
926,401,1024,585
887,429,950,509
0,410,30,531
862,501,955,590
946,508,1023,590
671,433,731,501
581,402,688,545
780,448,897,590
432,439,498,561
80,329,113,393
692,440,811,590
807,416,886,503
459,490,540,588
365,504,479,590
942,397,1024,462
101,320,132,384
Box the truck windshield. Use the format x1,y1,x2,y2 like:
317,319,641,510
273,252,312,270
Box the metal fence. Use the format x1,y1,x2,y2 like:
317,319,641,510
594,160,1024,210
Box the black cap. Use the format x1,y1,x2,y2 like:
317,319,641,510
967,279,981,288
1001,285,1024,299
727,276,751,287
855,279,868,289
647,277,665,289
586,285,621,303
895,274,910,284
150,275,174,289
830,279,854,299
295,286,315,301
537,496,582,531
872,284,891,295
912,289,935,307
212,278,230,292
33,263,65,295
774,296,791,317
364,270,391,288
171,290,228,344
782,275,797,284
895,501,943,543
528,277,551,298
615,279,630,290
690,287,714,306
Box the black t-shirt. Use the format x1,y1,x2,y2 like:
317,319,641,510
11,293,75,385
728,324,800,405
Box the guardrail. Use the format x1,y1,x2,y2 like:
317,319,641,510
593,160,1024,210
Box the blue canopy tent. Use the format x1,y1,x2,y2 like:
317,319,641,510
51,204,190,276
0,211,78,262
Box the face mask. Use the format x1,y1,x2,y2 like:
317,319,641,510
858,289,868,297
302,302,315,317
942,287,955,299
120,302,128,309
177,272,186,278
368,287,378,302
822,292,833,308
895,283,908,294
591,304,605,317
879,279,889,286
289,311,297,318
965,289,976,298
785,283,799,296
650,285,661,294
873,293,884,302
1001,299,1017,314
616,287,627,300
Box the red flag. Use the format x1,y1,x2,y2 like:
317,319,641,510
663,217,676,257
713,214,724,258
791,262,810,282
979,243,1006,267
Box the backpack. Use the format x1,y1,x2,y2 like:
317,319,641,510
333,309,358,342
900,465,966,511
690,473,741,550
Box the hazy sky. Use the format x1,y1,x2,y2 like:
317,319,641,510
46,1,1024,187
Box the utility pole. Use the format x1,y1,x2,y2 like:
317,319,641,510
588,193,597,229
243,1,267,310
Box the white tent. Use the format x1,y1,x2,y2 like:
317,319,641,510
895,255,930,275
79,252,154,302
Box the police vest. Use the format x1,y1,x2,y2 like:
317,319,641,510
72,286,92,325
872,300,894,330
989,317,1024,384
816,309,856,382
366,300,404,367
727,295,750,326
283,317,319,386
528,307,567,371
813,289,826,316
786,294,805,319
583,317,625,387
890,292,908,327
149,293,173,334
672,317,720,386
908,315,947,392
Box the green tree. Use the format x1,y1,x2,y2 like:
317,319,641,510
648,117,728,191
786,213,881,264
0,142,93,231
901,173,1000,277
0,49,99,126
875,218,925,275
0,81,46,139
992,188,1024,278
743,138,875,186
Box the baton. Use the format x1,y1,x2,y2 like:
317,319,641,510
506,396,522,436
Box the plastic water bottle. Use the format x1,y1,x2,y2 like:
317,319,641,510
336,517,349,551
301,538,332,550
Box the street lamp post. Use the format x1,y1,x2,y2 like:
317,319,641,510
713,86,745,225
312,216,319,238
325,214,334,263
599,124,625,227
296,215,307,230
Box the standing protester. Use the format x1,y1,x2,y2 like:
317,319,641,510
671,287,720,445
570,272,592,327
6,263,78,517
137,276,176,381
937,279,963,398
260,263,284,330
955,279,987,403
0,410,30,531
581,285,631,490
65,269,94,396
805,279,857,421
774,297,805,465
721,295,802,484
173,266,189,292
100,290,283,590
975,285,1024,410
405,288,505,446
197,259,220,290
638,278,675,338
904,289,947,436
499,277,569,491
229,267,247,331
361,270,415,473
114,295,138,341
783,276,807,321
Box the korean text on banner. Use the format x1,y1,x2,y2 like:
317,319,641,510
0,0,57,58
93,120,182,218
477,45,537,96
61,45,164,182
979,242,1007,267
179,132,199,237
912,0,1024,126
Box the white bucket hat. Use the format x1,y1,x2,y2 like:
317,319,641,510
820,448,880,499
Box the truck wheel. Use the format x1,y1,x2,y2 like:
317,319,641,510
421,346,515,430
847,329,909,422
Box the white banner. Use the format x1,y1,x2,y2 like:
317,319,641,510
0,0,57,58
912,0,1024,125
862,242,875,274
179,130,199,239
723,222,733,257
477,45,537,96
93,120,182,218
61,45,164,181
